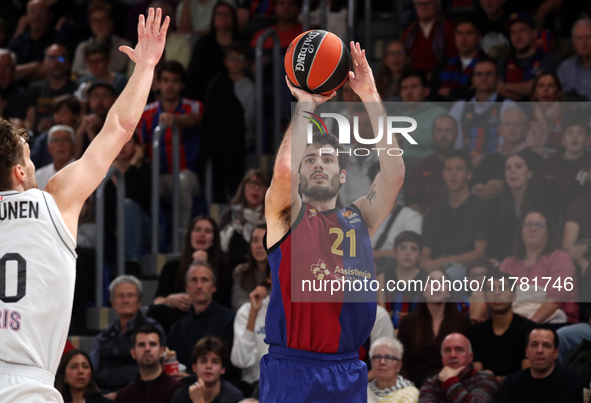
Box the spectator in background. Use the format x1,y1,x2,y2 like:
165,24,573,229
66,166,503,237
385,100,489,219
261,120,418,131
367,337,419,403
420,150,489,276
151,216,233,329
138,61,201,238
380,231,427,329
25,43,77,134
115,325,183,403
398,269,471,387
35,125,76,190
176,0,219,36
497,13,558,101
500,210,579,324
469,274,535,382
395,70,447,171
219,169,268,267
494,327,583,403
557,18,591,101
221,43,255,150
375,40,409,101
401,0,456,76
8,0,67,82
465,259,494,323
471,107,536,201
90,276,164,393
167,261,235,372
71,0,131,77
250,0,301,51
406,114,457,215
55,350,111,403
186,1,241,102
431,19,484,101
487,153,552,262
538,118,591,217
527,72,564,156
231,269,271,393
172,337,244,403
31,94,81,168
231,225,269,309
472,0,512,38
231,226,269,310
0,49,27,121
104,136,152,265
418,333,498,402
199,43,250,204
449,59,517,161
77,41,129,95
75,82,117,158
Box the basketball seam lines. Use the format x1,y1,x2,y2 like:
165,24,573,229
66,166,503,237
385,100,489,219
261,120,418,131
306,31,328,92
314,42,344,91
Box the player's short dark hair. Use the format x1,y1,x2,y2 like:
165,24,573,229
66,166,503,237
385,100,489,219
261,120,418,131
191,336,227,365
444,149,473,172
84,40,111,59
394,231,423,251
400,69,429,88
131,324,163,347
53,94,81,115
0,119,28,191
528,325,559,349
156,60,186,83
87,0,113,19
310,132,349,172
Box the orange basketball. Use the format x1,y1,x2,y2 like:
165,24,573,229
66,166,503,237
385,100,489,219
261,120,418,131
285,30,351,95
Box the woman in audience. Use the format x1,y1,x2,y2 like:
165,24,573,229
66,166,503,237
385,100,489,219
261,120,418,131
397,269,471,388
232,225,269,310
186,1,241,101
466,258,495,323
375,40,408,101
150,215,232,330
487,152,553,262
55,350,111,403
527,71,564,156
500,210,579,324
219,168,269,267
367,337,419,403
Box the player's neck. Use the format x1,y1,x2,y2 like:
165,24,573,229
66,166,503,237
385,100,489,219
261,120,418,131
427,302,445,320
302,195,337,212
161,98,180,112
69,387,85,403
119,313,136,333
448,187,470,208
203,380,221,402
192,299,212,314
492,309,513,335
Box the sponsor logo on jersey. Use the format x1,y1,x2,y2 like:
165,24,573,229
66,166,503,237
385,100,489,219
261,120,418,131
308,208,317,218
311,259,330,280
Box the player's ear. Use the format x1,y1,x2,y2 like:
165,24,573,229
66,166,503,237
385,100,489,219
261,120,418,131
340,169,346,184
130,347,137,360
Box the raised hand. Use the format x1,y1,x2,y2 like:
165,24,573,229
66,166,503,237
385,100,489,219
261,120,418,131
348,41,377,98
119,8,169,67
249,285,267,311
285,76,336,105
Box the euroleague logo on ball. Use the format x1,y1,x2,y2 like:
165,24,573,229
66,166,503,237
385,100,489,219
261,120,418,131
285,30,351,94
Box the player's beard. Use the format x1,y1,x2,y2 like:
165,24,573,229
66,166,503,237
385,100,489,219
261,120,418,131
300,173,341,202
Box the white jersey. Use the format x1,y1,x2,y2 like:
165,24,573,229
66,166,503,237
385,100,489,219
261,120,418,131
0,189,76,375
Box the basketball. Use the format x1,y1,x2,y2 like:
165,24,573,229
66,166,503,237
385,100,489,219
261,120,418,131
285,30,351,95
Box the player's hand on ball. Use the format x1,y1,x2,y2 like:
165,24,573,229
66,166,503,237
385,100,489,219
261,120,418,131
285,76,336,105
249,285,267,311
348,41,377,97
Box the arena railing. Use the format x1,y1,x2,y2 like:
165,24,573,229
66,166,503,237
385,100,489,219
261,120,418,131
254,28,282,155
94,166,125,308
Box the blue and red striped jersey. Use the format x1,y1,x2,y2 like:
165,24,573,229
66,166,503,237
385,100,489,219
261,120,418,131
264,202,377,354
137,98,202,174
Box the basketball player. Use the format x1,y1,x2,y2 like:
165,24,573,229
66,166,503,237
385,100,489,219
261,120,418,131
260,42,405,401
0,9,168,402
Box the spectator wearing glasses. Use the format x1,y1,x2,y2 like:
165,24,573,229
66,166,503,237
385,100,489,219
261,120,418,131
375,40,409,101
219,169,269,268
367,337,419,403
500,210,579,324
418,333,498,402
